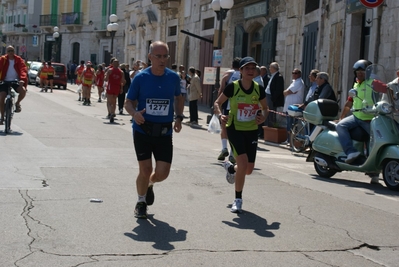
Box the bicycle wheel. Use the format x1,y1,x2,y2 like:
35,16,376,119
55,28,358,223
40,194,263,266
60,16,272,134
290,120,307,152
4,98,12,133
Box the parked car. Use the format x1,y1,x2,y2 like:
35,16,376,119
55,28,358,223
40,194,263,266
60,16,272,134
27,61,42,85
35,62,67,90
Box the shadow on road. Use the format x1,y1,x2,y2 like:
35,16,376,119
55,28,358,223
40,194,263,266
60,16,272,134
311,175,399,197
0,130,23,136
124,215,188,250
222,210,280,238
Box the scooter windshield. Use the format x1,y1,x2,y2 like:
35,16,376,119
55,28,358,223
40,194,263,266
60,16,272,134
367,64,399,124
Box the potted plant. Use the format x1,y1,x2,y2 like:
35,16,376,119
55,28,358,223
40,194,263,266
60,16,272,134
262,113,287,143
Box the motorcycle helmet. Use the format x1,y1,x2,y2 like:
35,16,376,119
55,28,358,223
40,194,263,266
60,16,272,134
353,59,372,76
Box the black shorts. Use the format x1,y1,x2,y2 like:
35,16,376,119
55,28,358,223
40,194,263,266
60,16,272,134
133,130,173,163
47,75,54,80
0,82,18,93
226,128,258,163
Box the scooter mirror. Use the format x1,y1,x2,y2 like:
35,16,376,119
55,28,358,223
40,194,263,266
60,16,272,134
348,89,358,98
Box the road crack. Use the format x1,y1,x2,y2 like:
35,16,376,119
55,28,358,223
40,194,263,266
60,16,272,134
14,190,55,266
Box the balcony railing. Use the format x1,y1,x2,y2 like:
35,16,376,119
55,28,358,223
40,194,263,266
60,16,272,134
40,14,59,27
61,12,83,25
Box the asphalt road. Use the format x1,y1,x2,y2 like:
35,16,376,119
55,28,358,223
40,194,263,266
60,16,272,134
0,84,398,267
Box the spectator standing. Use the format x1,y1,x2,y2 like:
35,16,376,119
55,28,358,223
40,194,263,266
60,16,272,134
304,69,319,102
253,66,264,87
187,67,202,124
282,68,305,145
70,61,77,85
118,63,131,115
180,70,188,102
302,72,336,106
264,62,285,127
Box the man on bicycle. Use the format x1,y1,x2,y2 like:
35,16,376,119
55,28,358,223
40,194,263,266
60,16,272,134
0,46,28,125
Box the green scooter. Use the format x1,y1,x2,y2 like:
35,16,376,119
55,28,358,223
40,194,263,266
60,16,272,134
304,64,399,191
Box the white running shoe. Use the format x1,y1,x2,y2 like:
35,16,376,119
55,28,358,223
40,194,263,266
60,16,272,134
230,198,243,213
222,161,235,184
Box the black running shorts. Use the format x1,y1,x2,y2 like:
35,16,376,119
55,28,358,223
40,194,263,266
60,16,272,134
133,130,173,163
226,128,258,163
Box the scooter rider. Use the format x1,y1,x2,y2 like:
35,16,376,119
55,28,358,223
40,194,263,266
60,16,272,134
336,60,380,183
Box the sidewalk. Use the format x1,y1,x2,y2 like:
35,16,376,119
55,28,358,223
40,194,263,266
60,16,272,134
64,83,289,150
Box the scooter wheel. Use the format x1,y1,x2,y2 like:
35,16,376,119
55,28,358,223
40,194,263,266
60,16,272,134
314,161,337,178
382,159,399,191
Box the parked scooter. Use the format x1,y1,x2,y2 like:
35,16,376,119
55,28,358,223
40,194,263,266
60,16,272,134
304,64,399,191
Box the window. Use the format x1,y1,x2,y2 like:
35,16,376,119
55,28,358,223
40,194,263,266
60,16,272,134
203,17,214,30
305,0,319,14
168,26,177,36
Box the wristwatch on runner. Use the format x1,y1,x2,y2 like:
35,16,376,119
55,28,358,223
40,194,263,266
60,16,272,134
176,115,184,122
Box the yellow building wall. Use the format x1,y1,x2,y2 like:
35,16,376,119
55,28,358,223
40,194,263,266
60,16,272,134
42,0,51,14
41,0,89,14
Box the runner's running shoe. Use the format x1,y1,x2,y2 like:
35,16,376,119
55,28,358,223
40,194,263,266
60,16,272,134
218,148,229,160
146,185,155,206
134,202,147,219
222,161,235,184
230,198,242,213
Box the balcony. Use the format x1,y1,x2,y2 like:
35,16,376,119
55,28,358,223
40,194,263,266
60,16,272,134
18,0,28,8
61,12,83,31
151,0,180,10
40,14,59,32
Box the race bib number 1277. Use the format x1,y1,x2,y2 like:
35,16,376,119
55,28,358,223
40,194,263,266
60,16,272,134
146,99,170,116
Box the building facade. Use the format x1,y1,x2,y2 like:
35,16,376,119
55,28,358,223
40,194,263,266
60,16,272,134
1,0,398,110
38,0,125,65
0,0,41,61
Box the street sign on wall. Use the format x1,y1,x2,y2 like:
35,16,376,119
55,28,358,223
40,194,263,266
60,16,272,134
359,0,385,8
346,0,365,13
203,67,230,85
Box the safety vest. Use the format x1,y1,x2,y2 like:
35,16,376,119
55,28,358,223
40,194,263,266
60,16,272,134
82,67,94,87
40,65,48,79
352,79,374,121
76,65,85,84
47,66,54,76
227,80,261,131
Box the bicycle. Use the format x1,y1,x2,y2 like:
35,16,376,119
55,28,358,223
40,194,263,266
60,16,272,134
287,105,311,153
1,80,19,134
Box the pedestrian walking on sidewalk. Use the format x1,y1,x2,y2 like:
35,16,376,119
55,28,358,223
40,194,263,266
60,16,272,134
214,57,268,213
125,41,184,219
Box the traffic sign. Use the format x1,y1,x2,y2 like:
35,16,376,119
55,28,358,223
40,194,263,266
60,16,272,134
359,0,384,8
